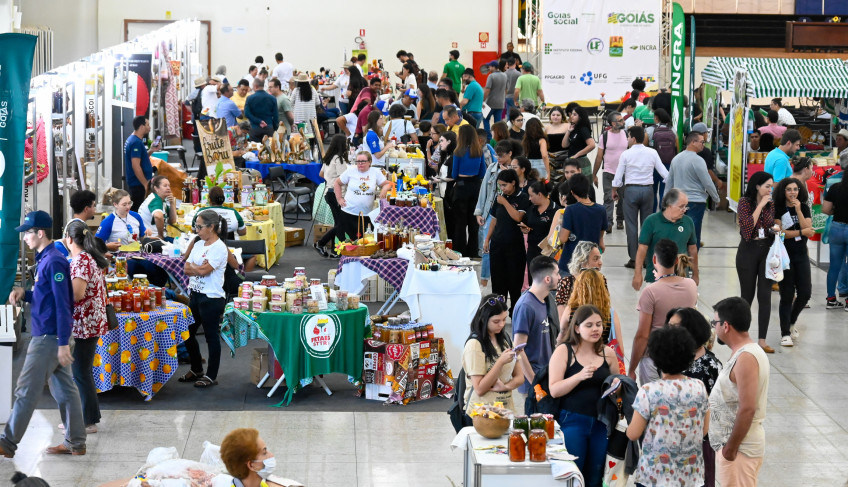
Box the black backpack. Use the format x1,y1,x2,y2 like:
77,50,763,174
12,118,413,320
525,343,572,416
447,334,477,432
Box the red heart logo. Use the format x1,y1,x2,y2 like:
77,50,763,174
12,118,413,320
608,460,616,468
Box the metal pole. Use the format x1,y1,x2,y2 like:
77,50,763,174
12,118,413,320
689,15,696,132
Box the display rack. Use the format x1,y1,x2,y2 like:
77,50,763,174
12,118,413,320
84,67,106,197
149,53,163,140
52,80,78,229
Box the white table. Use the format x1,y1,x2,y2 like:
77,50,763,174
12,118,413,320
399,263,480,373
463,430,578,487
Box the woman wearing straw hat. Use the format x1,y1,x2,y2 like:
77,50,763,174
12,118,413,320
291,72,320,139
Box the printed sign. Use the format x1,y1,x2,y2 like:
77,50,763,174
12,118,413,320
299,314,341,359
541,0,661,104
195,118,235,180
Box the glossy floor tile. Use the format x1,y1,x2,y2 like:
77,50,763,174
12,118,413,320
1,210,847,486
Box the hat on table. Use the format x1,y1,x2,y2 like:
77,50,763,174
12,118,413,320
15,210,52,232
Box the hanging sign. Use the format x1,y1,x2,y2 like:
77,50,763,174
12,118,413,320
670,2,686,147
196,118,234,181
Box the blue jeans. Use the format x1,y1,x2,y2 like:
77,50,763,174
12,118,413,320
479,215,493,279
558,409,607,487
688,201,707,248
838,256,848,296
482,108,504,141
505,97,516,117
652,169,666,212
529,158,547,179
827,221,848,298
0,335,86,455
71,336,101,425
466,111,483,128
338,101,349,115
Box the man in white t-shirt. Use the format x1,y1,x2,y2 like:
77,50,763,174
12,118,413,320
272,52,294,85
200,76,221,118
593,112,629,232
334,152,391,239
383,104,419,143
243,65,258,91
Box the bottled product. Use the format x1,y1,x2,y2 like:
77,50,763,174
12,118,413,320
513,416,530,439
508,430,526,462
528,430,547,462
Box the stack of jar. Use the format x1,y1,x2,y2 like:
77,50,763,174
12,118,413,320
105,274,165,313
232,272,332,315
508,414,556,462
371,318,435,344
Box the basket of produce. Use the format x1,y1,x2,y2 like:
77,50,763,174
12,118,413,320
469,404,513,439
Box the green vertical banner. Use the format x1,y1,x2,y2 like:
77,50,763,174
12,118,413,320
518,0,527,35
0,34,37,302
670,3,686,147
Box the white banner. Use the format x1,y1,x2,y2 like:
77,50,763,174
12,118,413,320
541,0,662,105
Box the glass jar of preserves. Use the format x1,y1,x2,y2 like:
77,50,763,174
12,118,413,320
530,413,546,432
115,256,128,278
116,276,129,292
513,416,530,439
132,292,142,313
260,275,278,287
543,414,556,439
141,288,152,312
106,277,118,292
153,287,164,308
508,430,526,462
528,429,547,462
122,291,132,311
133,274,149,289
293,267,306,277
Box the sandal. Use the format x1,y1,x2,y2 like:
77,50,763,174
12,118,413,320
178,370,203,382
194,375,218,388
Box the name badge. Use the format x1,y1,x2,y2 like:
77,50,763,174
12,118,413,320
758,228,765,239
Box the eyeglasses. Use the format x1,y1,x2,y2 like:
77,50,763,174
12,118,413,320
194,223,209,230
355,159,369,163
710,319,723,328
676,205,690,212
482,295,506,307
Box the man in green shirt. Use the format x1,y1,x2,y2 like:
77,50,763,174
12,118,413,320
632,188,699,290
268,78,294,135
513,62,544,107
442,50,465,96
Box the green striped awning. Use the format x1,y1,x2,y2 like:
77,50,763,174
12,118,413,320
701,57,848,98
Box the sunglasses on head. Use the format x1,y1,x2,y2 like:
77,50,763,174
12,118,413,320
482,295,506,307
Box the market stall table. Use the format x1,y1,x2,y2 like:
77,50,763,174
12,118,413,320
336,256,409,314
94,301,192,401
121,252,191,295
245,160,325,185
178,201,285,267
252,303,370,406
375,199,441,239
399,263,481,377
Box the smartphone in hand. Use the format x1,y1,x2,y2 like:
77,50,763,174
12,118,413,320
513,343,527,353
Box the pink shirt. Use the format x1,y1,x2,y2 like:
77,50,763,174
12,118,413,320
598,129,629,175
637,277,698,330
758,124,787,140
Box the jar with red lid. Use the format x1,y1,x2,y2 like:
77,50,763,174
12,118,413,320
528,429,547,462
508,430,526,462
154,287,163,308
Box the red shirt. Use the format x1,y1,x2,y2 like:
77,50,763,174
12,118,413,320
737,197,774,241
70,252,108,339
355,104,374,137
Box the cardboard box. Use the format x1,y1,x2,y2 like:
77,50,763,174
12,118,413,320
313,224,333,243
250,347,285,388
285,227,305,246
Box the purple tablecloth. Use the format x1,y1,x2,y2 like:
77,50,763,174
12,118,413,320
123,252,189,291
337,257,408,291
376,200,440,237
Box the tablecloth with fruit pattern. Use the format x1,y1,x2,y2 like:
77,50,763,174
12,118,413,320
93,301,193,401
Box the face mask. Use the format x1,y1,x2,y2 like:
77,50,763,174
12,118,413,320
254,456,276,479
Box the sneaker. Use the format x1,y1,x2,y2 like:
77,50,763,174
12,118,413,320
328,248,341,259
57,423,97,434
790,326,800,340
826,297,843,309
616,221,624,230
313,242,330,258
606,226,612,234
780,336,794,347
624,259,636,269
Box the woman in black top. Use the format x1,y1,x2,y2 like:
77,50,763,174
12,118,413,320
773,177,813,347
521,180,557,285
508,156,536,192
434,131,457,242
546,106,568,154
548,304,619,487
564,105,596,176
483,169,531,315
507,108,525,141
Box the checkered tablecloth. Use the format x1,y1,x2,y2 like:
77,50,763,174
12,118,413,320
220,303,271,356
94,301,192,401
338,257,408,291
139,253,190,290
375,200,440,237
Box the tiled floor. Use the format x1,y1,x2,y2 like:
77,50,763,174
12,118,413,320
3,210,848,486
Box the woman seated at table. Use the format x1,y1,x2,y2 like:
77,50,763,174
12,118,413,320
483,169,531,316
221,428,285,487
315,134,350,258
461,294,523,422
192,186,257,270
139,175,178,241
179,209,230,388
333,151,392,242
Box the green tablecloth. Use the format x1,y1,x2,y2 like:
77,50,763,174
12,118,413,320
258,304,369,406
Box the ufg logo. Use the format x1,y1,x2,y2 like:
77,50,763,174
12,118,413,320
300,314,341,359
579,71,607,85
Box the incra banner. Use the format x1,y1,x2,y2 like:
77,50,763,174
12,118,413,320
541,0,661,105
0,34,37,302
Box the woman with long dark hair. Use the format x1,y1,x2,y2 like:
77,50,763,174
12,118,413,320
509,156,536,192
735,171,778,353
363,110,395,167
521,181,557,285
291,73,319,138
315,134,351,257
452,124,488,257
346,66,366,104
523,117,551,179
461,294,522,416
434,131,458,241
545,106,569,155
61,220,109,434
773,177,813,346
417,81,436,122
564,106,595,176
484,169,531,315
549,304,619,487
180,210,231,388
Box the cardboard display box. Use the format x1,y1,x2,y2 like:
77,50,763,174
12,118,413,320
313,224,333,243
250,347,285,388
285,227,305,247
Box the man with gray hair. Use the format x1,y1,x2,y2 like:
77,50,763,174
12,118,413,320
593,111,629,232
666,131,720,248
519,99,539,129
244,77,279,139
631,188,699,290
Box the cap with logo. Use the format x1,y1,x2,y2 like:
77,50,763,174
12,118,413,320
15,210,53,232
375,99,390,115
403,89,418,99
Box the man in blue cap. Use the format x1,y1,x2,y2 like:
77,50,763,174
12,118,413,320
2,211,86,457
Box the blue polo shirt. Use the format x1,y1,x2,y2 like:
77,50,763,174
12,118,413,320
463,80,484,113
25,244,73,346
124,134,152,188
764,147,791,182
216,96,242,127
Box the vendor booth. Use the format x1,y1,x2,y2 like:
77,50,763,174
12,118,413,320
700,56,848,266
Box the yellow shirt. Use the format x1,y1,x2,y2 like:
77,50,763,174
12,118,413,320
231,92,247,112
447,118,469,135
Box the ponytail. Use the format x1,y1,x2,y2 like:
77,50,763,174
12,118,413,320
65,220,109,269
675,254,692,277
198,209,228,240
